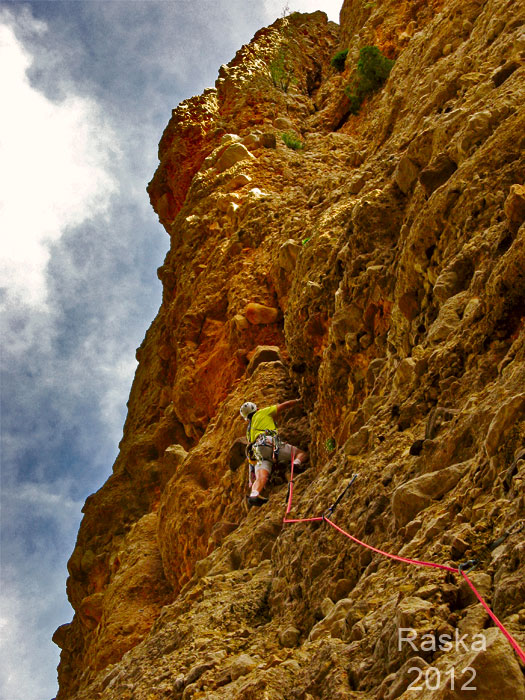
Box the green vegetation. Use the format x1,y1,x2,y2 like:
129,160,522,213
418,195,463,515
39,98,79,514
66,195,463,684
302,237,311,246
344,45,395,115
331,49,348,72
269,50,295,92
325,437,336,453
282,131,303,150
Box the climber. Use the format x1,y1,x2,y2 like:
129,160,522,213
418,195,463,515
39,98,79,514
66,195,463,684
240,399,308,507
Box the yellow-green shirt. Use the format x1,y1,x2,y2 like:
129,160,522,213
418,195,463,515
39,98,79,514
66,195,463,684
248,405,277,442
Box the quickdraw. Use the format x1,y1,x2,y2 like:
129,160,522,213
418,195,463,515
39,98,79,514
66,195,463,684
323,474,358,520
457,519,525,574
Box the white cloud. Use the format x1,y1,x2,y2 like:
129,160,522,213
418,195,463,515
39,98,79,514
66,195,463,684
0,586,58,700
0,567,72,700
0,17,119,309
263,0,342,23
4,481,83,531
97,354,138,434
0,480,82,700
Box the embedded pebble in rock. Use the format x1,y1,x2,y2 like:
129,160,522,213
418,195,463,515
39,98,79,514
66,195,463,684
485,393,525,457
278,626,300,648
392,463,470,526
55,4,525,700
228,653,258,680
394,155,419,195
244,302,280,325
504,184,525,231
279,239,302,272
246,345,282,375
215,143,255,173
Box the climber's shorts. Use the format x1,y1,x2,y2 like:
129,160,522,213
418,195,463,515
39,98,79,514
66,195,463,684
253,443,273,475
253,440,296,475
277,442,295,465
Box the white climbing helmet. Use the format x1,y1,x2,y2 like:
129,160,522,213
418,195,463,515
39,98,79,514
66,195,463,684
240,401,257,420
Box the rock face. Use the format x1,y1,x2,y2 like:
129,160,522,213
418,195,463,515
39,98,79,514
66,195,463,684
55,4,525,699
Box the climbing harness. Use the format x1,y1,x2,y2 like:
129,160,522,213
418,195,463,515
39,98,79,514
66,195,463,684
252,430,281,463
246,411,282,466
282,454,525,666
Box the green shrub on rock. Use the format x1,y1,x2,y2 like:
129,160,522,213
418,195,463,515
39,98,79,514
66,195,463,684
331,49,348,72
344,45,395,114
325,437,336,452
269,50,295,92
282,131,303,150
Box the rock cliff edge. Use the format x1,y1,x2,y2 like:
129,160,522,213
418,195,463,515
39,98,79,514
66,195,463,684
54,2,525,699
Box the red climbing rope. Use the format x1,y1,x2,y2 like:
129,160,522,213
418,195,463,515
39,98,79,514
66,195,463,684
284,448,295,516
459,568,525,665
283,450,323,523
284,516,325,523
323,516,457,574
281,452,525,666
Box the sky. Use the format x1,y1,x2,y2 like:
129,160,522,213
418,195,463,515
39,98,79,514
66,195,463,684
0,1,341,699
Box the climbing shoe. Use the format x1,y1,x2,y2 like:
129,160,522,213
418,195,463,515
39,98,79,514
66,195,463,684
247,495,268,507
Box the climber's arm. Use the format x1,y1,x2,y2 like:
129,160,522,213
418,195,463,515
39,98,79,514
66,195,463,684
275,399,301,417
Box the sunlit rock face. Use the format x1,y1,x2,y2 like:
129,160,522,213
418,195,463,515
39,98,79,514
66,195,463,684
55,4,525,699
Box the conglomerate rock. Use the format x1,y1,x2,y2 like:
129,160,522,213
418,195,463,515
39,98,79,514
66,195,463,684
55,3,525,699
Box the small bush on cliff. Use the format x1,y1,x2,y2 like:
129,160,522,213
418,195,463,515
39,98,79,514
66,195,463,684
282,131,303,150
269,50,295,92
344,45,395,114
325,437,336,452
331,49,348,72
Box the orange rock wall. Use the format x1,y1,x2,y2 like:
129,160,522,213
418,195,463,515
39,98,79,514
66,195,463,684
55,3,525,699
